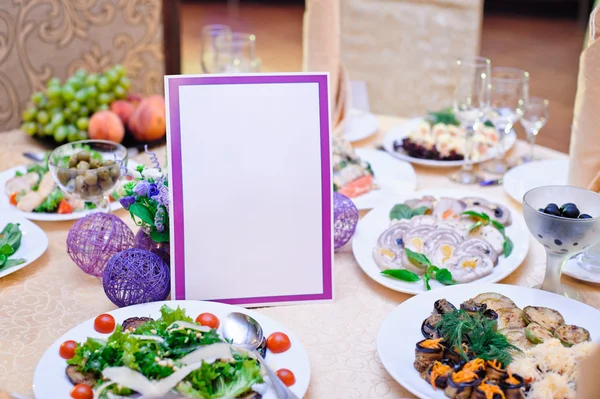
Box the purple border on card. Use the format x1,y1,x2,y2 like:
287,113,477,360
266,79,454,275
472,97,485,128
167,74,332,304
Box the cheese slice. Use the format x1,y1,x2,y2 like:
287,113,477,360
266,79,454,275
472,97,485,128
179,343,234,365
166,321,211,333
130,335,165,343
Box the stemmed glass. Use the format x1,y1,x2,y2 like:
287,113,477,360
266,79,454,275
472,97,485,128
200,24,232,74
449,56,491,185
522,186,600,301
483,67,529,174
520,97,549,163
214,32,261,73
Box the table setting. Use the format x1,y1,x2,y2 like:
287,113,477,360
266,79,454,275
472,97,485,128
3,3,600,399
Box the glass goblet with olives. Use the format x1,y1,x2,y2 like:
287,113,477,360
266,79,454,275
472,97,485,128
48,140,128,213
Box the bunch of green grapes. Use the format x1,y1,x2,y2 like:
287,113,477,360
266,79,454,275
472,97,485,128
20,65,131,142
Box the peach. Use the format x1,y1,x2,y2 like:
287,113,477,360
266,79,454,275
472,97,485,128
126,93,143,105
142,95,165,112
129,102,166,142
88,111,125,143
110,100,135,124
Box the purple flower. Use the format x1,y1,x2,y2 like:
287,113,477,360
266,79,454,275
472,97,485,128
153,181,170,208
154,207,166,232
148,183,159,198
133,181,149,196
119,196,136,210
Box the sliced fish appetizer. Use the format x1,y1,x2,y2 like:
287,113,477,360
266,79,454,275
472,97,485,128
445,254,494,283
432,197,467,222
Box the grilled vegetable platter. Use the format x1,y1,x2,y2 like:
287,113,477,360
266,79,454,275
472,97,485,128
33,300,310,399
377,284,600,399
353,189,529,294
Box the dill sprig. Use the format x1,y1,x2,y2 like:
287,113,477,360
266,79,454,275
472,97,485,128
437,309,518,367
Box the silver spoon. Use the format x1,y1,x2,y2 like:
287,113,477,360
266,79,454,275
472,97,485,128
223,312,300,399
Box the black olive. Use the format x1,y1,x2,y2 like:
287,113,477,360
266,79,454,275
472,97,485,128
560,203,576,210
580,214,593,219
543,203,561,216
561,205,580,219
434,299,457,315
494,208,503,218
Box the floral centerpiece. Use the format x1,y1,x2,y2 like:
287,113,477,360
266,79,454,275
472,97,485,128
118,148,170,263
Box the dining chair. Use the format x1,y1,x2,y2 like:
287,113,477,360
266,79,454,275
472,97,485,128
0,0,180,132
340,0,484,117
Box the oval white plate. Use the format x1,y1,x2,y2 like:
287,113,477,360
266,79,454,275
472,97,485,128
0,160,140,221
33,300,310,399
343,109,379,143
503,159,569,204
563,255,600,284
0,211,48,278
352,188,529,294
377,283,600,399
382,118,517,168
351,149,417,210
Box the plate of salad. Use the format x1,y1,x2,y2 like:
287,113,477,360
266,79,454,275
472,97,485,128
0,154,140,221
0,211,48,279
33,301,310,399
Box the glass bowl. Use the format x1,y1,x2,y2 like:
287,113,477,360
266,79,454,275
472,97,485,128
48,140,128,212
522,185,600,301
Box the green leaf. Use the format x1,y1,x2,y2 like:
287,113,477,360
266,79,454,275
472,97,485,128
503,237,514,257
333,183,338,192
427,265,440,274
436,268,454,285
462,210,490,224
129,203,154,226
405,248,432,268
412,206,429,216
468,220,483,232
0,254,6,267
424,273,432,290
389,204,414,221
484,120,495,127
150,230,170,243
365,162,374,176
381,269,421,282
5,259,26,268
491,220,505,235
0,243,15,256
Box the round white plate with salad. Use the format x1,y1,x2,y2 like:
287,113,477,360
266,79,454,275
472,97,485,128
382,117,517,168
352,188,529,294
377,283,600,399
0,211,48,279
34,300,310,399
0,159,140,221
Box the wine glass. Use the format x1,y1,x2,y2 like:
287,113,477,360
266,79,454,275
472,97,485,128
48,140,128,213
522,185,600,301
520,97,549,163
449,56,491,184
483,67,529,174
200,24,232,73
214,32,261,73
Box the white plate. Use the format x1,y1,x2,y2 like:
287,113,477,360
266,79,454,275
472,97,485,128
0,160,140,221
351,149,417,210
34,300,310,399
377,283,600,399
352,188,529,294
382,118,517,168
563,255,600,284
343,109,379,142
503,159,569,203
0,211,48,278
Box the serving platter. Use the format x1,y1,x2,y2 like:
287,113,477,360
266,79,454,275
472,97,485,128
382,118,517,168
503,159,569,204
377,283,600,399
0,160,140,221
33,300,310,399
343,109,379,143
351,148,417,210
0,211,48,279
352,188,529,294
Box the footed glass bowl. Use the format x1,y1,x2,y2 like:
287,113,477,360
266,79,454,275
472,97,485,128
523,185,600,301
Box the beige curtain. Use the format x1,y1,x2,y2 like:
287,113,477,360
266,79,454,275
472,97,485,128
0,0,164,132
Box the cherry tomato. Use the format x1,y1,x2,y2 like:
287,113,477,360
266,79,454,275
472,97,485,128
59,340,77,359
276,368,296,387
94,313,115,334
195,312,220,329
70,384,93,399
57,199,73,214
266,332,292,353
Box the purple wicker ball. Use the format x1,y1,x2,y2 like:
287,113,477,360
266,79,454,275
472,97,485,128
103,248,170,307
334,192,359,249
67,213,135,276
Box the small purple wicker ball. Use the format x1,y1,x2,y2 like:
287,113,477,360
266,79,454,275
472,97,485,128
334,192,359,249
103,248,170,307
67,213,135,276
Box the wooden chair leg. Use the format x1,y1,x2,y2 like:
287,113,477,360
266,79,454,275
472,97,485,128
163,0,181,75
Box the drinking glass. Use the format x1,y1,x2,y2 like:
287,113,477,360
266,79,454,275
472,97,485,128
520,97,549,163
483,67,529,174
214,32,261,73
200,24,232,73
576,241,600,273
449,56,491,185
522,185,600,301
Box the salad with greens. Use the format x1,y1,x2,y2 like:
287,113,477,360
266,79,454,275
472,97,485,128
64,305,267,399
